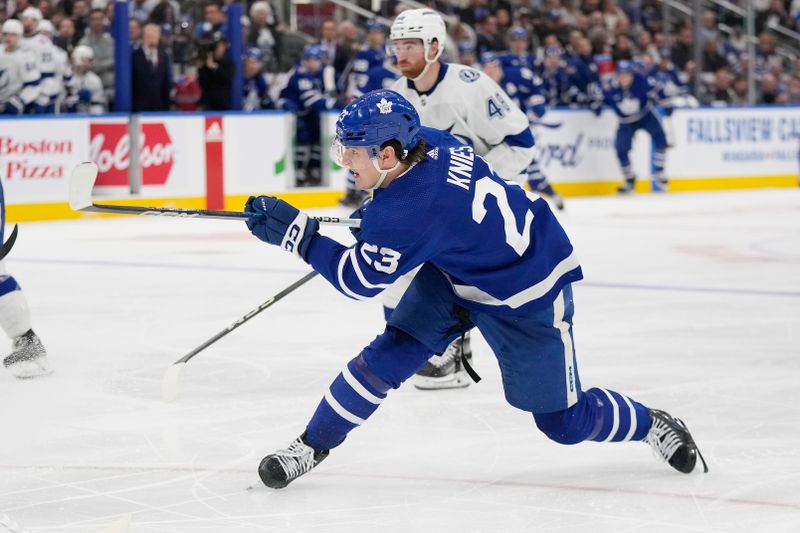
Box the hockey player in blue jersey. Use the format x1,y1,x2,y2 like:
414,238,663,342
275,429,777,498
499,26,536,72
600,60,670,193
341,19,386,102
278,44,337,186
481,52,564,210
539,46,571,107
241,47,272,111
243,89,707,488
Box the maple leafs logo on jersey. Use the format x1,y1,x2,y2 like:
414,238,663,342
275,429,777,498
376,97,392,114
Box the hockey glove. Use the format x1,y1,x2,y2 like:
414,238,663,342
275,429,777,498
245,196,319,261
348,196,372,242
1,96,24,115
78,88,92,103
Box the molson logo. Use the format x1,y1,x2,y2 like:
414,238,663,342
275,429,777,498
89,123,175,186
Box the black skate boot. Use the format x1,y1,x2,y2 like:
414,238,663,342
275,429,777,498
645,409,708,474
258,433,329,489
3,329,51,379
617,178,636,194
414,333,472,390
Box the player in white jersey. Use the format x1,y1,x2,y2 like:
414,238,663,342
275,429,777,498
0,19,41,115
35,19,71,112
20,8,57,113
381,8,536,389
65,45,106,114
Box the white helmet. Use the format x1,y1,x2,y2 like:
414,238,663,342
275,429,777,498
21,7,43,22
72,44,94,63
38,19,55,35
390,8,446,80
2,19,24,36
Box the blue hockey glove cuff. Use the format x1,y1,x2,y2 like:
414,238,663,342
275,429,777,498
245,196,319,261
1,96,24,115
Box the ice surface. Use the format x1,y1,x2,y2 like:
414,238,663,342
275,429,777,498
1,189,799,532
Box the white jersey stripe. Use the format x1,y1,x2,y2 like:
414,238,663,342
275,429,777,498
449,251,580,309
348,248,391,290
324,390,365,425
598,388,620,442
553,290,578,408
342,366,384,405
336,251,368,300
620,393,638,442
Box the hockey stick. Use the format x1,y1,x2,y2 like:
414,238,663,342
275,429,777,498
69,163,361,228
161,270,319,402
0,225,19,262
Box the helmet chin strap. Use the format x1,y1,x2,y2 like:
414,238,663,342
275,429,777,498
409,42,442,82
365,157,402,191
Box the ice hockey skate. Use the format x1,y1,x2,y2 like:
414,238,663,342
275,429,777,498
258,433,329,489
652,174,669,193
617,178,636,194
3,329,51,379
414,334,472,390
645,409,708,474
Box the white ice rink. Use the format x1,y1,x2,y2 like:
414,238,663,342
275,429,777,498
1,188,799,532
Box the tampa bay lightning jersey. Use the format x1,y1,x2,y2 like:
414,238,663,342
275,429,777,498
390,62,534,180
0,44,41,108
306,126,583,315
602,72,665,124
500,66,547,118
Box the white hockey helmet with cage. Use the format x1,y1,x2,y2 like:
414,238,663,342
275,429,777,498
390,8,446,80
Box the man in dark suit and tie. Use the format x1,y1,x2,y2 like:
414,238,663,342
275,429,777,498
132,23,172,111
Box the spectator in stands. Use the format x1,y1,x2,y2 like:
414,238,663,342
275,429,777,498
198,30,234,110
132,23,172,111
785,74,800,103
699,67,735,106
612,32,634,60
71,0,89,41
731,75,749,104
332,19,357,74
129,18,142,48
759,72,784,104
78,8,114,105
699,10,718,43
602,0,629,34
55,17,79,56
701,37,728,74
247,1,277,71
670,26,692,70
130,0,151,24
149,0,179,31
756,0,791,33
475,13,505,55
319,19,338,64
195,0,226,38
458,42,479,68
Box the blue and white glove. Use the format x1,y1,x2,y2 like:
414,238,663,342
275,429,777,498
348,196,371,242
1,96,24,115
245,196,319,260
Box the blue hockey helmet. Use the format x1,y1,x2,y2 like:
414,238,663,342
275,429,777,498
616,60,634,73
244,47,264,61
365,19,384,33
334,90,421,189
458,41,475,55
479,51,500,65
303,43,327,60
335,89,420,151
510,26,528,40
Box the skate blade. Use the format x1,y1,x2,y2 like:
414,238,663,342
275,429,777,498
413,372,471,390
6,357,53,379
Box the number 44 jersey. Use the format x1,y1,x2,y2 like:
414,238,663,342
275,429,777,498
306,126,583,316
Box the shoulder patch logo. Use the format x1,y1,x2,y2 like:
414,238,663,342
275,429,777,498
376,97,393,114
426,147,439,160
459,69,480,83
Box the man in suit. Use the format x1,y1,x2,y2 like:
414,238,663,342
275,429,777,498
132,23,172,111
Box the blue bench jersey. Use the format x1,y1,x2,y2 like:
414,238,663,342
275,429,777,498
602,72,665,124
306,126,583,315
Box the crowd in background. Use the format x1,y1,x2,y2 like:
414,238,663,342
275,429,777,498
1,0,800,117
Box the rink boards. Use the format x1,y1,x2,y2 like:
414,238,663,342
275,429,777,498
0,106,798,222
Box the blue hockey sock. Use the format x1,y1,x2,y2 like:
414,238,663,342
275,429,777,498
0,275,21,297
305,354,389,450
533,387,650,444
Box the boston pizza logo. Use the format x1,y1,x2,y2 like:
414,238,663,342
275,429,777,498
89,123,175,186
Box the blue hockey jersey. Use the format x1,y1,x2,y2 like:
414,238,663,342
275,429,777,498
243,73,273,111
602,72,665,124
306,126,583,315
278,66,335,116
342,46,385,99
357,63,399,95
499,51,536,72
500,66,547,118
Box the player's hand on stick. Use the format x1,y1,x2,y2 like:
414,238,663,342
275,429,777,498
245,196,319,260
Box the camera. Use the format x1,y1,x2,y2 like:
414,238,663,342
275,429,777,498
196,30,226,61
